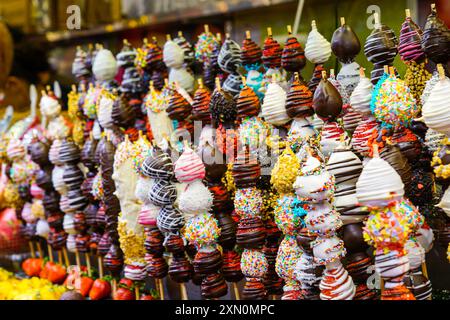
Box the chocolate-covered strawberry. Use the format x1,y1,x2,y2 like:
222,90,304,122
331,18,361,64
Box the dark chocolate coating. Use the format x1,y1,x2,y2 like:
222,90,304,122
354,283,377,300
141,147,174,180
164,234,186,254
193,248,223,277
36,169,53,191
59,139,81,164
166,90,193,121
241,38,262,66
215,212,237,250
308,64,325,95
60,291,85,300
209,88,237,124
286,77,314,119
281,36,306,72
262,36,282,69
364,24,398,65
208,183,234,214
146,253,169,279
403,271,432,300
81,136,98,170
144,226,165,255
422,10,450,64
104,244,124,275
192,86,212,124
331,24,361,63
149,180,177,207
63,164,84,190
200,144,227,183
232,149,261,188
342,223,368,254
112,94,136,129
312,78,343,121
201,273,228,299
242,278,267,300
28,140,50,167
236,86,261,120
168,253,193,283
98,232,112,257
236,217,266,249
222,250,244,282
75,233,90,253
157,205,185,234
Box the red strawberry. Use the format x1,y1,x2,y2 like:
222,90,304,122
119,278,134,289
22,258,43,277
47,263,67,284
75,276,94,297
89,279,112,300
114,287,135,300
140,294,155,300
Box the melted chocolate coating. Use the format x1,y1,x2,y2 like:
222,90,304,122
236,86,261,120
169,253,193,283
262,36,282,69
164,234,186,254
146,253,169,278
209,89,237,124
232,149,261,188
201,273,228,299
281,36,306,72
112,94,136,128
28,140,50,167
166,90,193,121
236,217,266,249
215,212,237,250
331,24,361,63
193,248,223,277
422,10,450,64
241,38,262,66
312,78,343,121
286,77,314,119
192,86,212,124
222,250,244,282
242,278,267,300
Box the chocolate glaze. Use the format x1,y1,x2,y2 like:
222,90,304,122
241,38,262,66
104,244,124,275
354,283,377,300
308,64,325,95
63,164,84,190
81,136,98,171
399,17,425,62
36,169,53,191
167,90,193,121
144,226,165,255
209,88,237,124
262,36,282,69
201,273,228,299
312,78,343,121
331,24,361,63
215,212,236,250
422,10,450,64
236,86,261,120
242,278,267,300
192,85,212,124
193,248,223,277
168,253,193,283
236,217,266,249
201,146,228,183
146,253,169,278
164,234,186,254
232,149,261,188
222,250,244,282
281,36,306,72
98,232,112,257
286,77,314,119
112,94,136,128
75,233,90,253
28,140,50,167
48,229,67,250
59,139,81,164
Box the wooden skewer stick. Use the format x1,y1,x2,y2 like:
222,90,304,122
47,244,54,262
340,17,346,26
75,250,81,268
380,278,385,295
29,241,35,258
405,9,411,18
383,65,389,74
245,30,251,39
321,70,327,80
158,279,165,300
166,34,171,41
388,66,395,76
85,253,92,277
311,20,317,29
58,251,63,265
287,25,292,35
178,31,183,37
359,67,366,77
63,248,70,267
437,64,445,80
232,283,240,300
37,242,43,258
135,285,140,300
215,77,221,90
98,256,104,278
267,27,272,37
180,283,188,300
204,24,209,34
112,279,117,299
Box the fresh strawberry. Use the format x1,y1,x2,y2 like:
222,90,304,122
89,279,112,300
119,278,134,289
75,276,94,297
47,263,67,284
39,261,53,279
22,258,43,277
140,294,155,300
114,287,135,300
